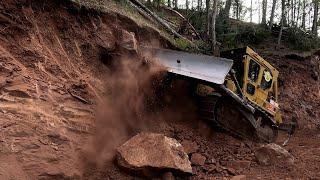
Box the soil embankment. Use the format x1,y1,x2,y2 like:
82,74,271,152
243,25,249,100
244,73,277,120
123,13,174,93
0,0,319,179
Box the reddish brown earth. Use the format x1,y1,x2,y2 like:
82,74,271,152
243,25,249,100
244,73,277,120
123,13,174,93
0,0,319,179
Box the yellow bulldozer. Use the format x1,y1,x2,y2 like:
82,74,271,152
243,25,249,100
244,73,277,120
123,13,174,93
143,46,295,143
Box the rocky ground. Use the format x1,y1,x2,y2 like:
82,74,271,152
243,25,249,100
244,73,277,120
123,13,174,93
0,0,319,179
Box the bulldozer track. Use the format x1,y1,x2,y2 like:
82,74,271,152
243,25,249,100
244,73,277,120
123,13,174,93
198,95,278,143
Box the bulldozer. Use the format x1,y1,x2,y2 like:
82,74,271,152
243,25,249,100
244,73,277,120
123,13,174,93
143,46,295,143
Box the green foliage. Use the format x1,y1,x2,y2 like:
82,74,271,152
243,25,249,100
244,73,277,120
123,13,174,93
285,27,320,51
173,38,192,50
235,25,270,45
217,22,271,49
195,40,212,54
118,0,128,6
187,11,207,34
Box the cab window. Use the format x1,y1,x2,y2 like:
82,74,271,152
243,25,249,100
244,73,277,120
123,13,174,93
248,60,260,82
260,69,273,90
246,83,255,95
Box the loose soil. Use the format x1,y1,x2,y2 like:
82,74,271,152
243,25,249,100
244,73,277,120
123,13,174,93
0,0,319,179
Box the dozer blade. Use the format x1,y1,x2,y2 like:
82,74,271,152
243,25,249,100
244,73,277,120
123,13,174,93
142,48,233,84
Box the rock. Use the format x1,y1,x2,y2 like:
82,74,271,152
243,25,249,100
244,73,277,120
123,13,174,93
255,143,294,166
118,30,138,54
116,132,192,176
38,172,80,180
190,153,206,166
47,132,69,145
227,160,251,170
181,140,199,154
226,167,236,175
207,158,216,164
230,175,246,180
203,164,217,173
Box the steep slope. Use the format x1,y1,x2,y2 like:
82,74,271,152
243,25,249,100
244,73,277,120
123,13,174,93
0,0,319,179
0,0,171,179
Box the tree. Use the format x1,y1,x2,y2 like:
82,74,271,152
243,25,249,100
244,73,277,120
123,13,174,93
206,0,211,35
211,0,218,54
302,0,306,29
269,0,277,28
278,0,286,46
312,0,319,35
291,0,294,26
262,0,267,24
250,0,253,22
296,0,301,25
174,0,178,9
186,0,189,13
222,0,233,18
153,0,161,8
198,0,202,11
168,0,171,7
234,0,241,20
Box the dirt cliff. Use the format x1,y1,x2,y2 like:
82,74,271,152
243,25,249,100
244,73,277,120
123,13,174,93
0,0,319,179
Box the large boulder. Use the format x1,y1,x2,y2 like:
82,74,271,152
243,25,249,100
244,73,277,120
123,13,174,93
254,143,294,166
118,29,138,54
116,132,192,176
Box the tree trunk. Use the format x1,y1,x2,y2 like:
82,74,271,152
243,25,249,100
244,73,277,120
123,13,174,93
250,0,253,22
153,0,161,8
309,4,312,29
163,5,203,40
278,0,286,46
129,0,192,42
235,0,240,20
258,0,261,22
302,0,306,29
286,1,290,25
291,0,294,26
168,0,171,7
206,0,211,36
174,0,178,9
223,0,232,19
262,0,267,24
211,0,218,54
186,0,189,14
312,0,319,35
198,0,202,11
269,0,277,28
293,0,296,26
295,0,301,27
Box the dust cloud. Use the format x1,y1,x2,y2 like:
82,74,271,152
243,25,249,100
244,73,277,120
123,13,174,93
83,55,169,166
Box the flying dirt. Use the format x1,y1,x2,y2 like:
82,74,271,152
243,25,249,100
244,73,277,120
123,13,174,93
0,0,319,179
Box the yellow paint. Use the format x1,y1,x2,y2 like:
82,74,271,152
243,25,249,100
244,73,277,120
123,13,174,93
241,47,282,123
195,47,282,124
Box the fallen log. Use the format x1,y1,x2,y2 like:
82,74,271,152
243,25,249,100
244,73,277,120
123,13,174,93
127,1,158,26
128,0,194,45
162,6,203,41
